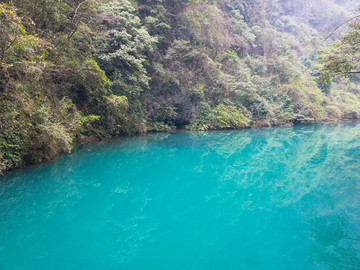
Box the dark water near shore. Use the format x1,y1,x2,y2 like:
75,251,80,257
0,124,360,269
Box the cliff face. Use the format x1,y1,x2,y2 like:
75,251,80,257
1,0,360,172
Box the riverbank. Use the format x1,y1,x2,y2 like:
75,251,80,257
2,120,358,176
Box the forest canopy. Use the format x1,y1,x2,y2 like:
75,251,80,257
0,0,360,173
317,10,360,81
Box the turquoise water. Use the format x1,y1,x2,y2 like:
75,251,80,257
1,124,360,269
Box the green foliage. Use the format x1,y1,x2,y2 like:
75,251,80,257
189,103,249,131
0,2,105,173
95,0,156,96
317,18,360,82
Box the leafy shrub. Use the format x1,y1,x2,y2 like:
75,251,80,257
189,103,250,131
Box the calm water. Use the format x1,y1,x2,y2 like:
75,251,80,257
1,124,360,269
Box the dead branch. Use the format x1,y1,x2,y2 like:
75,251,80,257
320,14,360,46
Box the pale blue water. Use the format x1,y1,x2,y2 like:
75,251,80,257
1,124,360,270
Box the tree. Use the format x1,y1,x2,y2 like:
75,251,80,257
317,12,360,81
95,0,156,97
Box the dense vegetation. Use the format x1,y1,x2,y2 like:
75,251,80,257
0,0,359,173
318,11,360,81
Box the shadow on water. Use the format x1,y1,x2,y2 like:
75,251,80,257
0,123,359,269
309,216,360,270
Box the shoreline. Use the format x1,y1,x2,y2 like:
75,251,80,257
1,120,359,177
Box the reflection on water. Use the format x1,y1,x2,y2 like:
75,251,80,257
0,123,360,269
309,217,360,270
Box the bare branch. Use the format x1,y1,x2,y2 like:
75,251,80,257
72,0,92,24
319,14,360,47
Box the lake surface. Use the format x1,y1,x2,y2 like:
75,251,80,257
0,124,360,269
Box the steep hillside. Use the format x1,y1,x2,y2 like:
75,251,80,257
1,0,359,172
